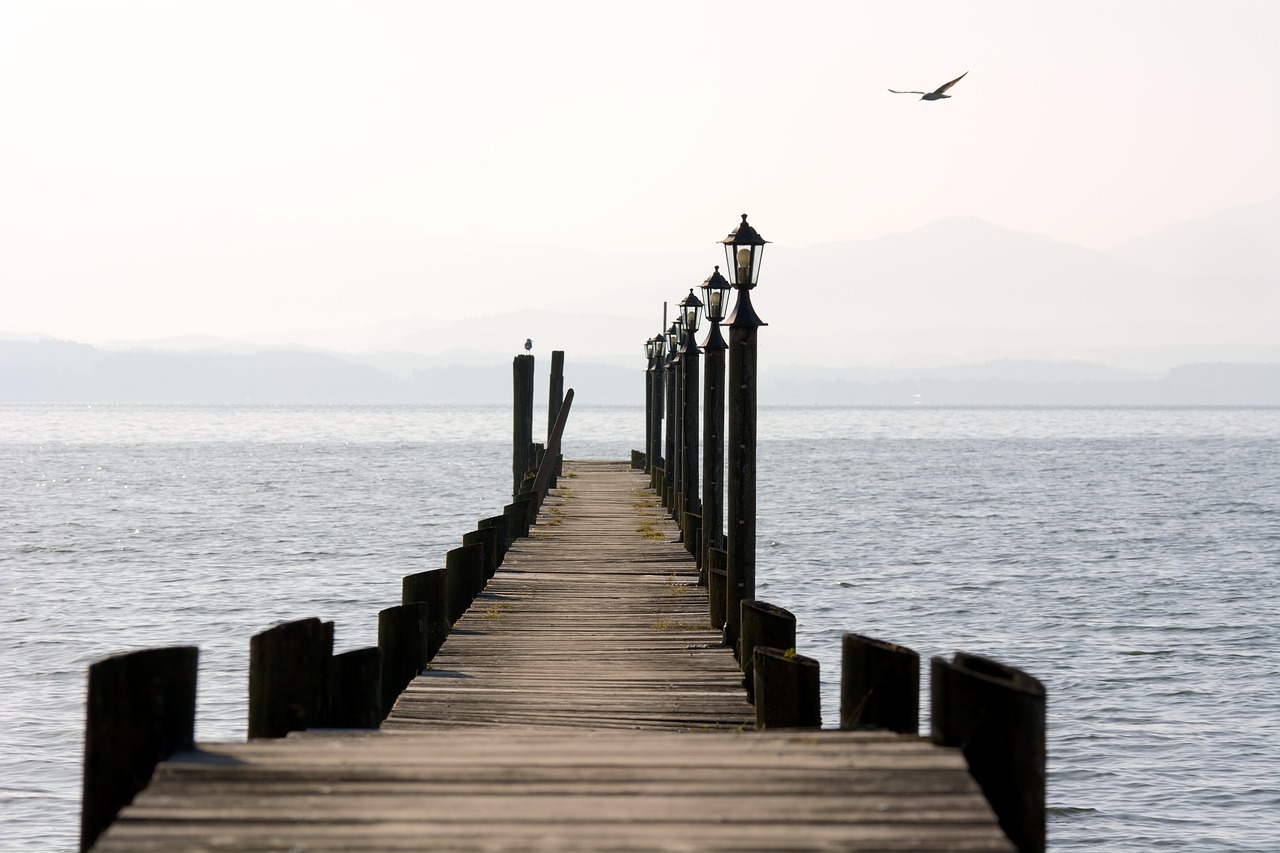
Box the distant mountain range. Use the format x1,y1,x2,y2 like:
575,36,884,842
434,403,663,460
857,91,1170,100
4,193,1276,403
2,339,1276,405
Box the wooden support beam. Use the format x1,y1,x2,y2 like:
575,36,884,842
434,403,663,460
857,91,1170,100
248,618,332,739
378,603,431,718
931,652,1046,853
326,647,381,729
80,646,197,852
841,633,920,735
753,646,821,730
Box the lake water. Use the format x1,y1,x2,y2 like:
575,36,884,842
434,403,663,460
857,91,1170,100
2,404,1278,851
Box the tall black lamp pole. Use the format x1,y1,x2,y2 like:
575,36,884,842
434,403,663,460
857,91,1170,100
672,315,687,520
678,288,703,554
721,213,768,655
648,335,665,487
698,267,731,585
644,337,656,474
663,320,679,512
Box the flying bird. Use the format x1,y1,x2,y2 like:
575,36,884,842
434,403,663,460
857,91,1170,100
524,338,533,352
889,71,968,100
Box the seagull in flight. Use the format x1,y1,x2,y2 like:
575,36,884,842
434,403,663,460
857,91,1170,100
889,71,968,100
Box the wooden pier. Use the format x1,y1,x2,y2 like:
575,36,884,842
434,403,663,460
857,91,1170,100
87,461,1016,852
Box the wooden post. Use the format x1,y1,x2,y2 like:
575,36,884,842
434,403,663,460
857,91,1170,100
671,346,683,522
502,502,523,544
479,514,510,565
512,353,535,497
548,350,564,483
248,618,332,739
326,647,381,729
402,567,450,659
725,288,764,653
459,541,488,600
707,548,728,629
80,646,197,852
685,510,703,582
752,646,820,730
445,544,485,624
644,350,655,475
511,493,535,535
547,350,564,436
378,603,431,718
663,347,676,508
651,347,665,488
931,652,1046,853
464,527,498,581
701,317,726,584
739,599,796,697
531,388,574,512
680,332,699,536
840,633,919,734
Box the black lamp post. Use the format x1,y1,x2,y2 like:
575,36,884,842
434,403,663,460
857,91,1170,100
678,288,703,551
649,334,665,489
663,320,679,512
644,337,656,475
698,266,731,585
669,312,686,521
721,213,768,655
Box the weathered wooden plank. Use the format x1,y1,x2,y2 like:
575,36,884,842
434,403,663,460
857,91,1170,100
100,728,1012,851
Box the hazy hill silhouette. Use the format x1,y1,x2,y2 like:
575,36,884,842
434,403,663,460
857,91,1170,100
2,340,1276,405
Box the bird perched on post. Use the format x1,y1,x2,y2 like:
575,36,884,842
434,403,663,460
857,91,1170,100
889,71,967,100
524,338,533,352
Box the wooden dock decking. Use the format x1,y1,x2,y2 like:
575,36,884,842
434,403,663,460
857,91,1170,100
90,460,1015,852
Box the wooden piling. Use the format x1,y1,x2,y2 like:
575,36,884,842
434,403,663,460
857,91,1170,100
752,646,821,730
650,353,664,488
531,388,574,512
80,646,197,853
247,618,332,740
700,322,726,582
547,350,564,478
402,567,450,658
644,354,654,476
671,347,683,523
445,544,485,625
463,526,498,581
680,339,699,532
663,349,676,507
378,603,431,719
739,600,796,698
510,493,535,536
326,647,381,729
931,652,1046,853
724,320,761,654
458,542,487,600
512,353,535,497
707,547,727,629
840,633,920,735
478,514,510,565
685,510,703,580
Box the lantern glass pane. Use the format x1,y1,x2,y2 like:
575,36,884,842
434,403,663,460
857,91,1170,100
750,245,764,285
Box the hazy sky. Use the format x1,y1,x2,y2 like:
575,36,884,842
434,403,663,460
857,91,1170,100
3,1,1278,347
